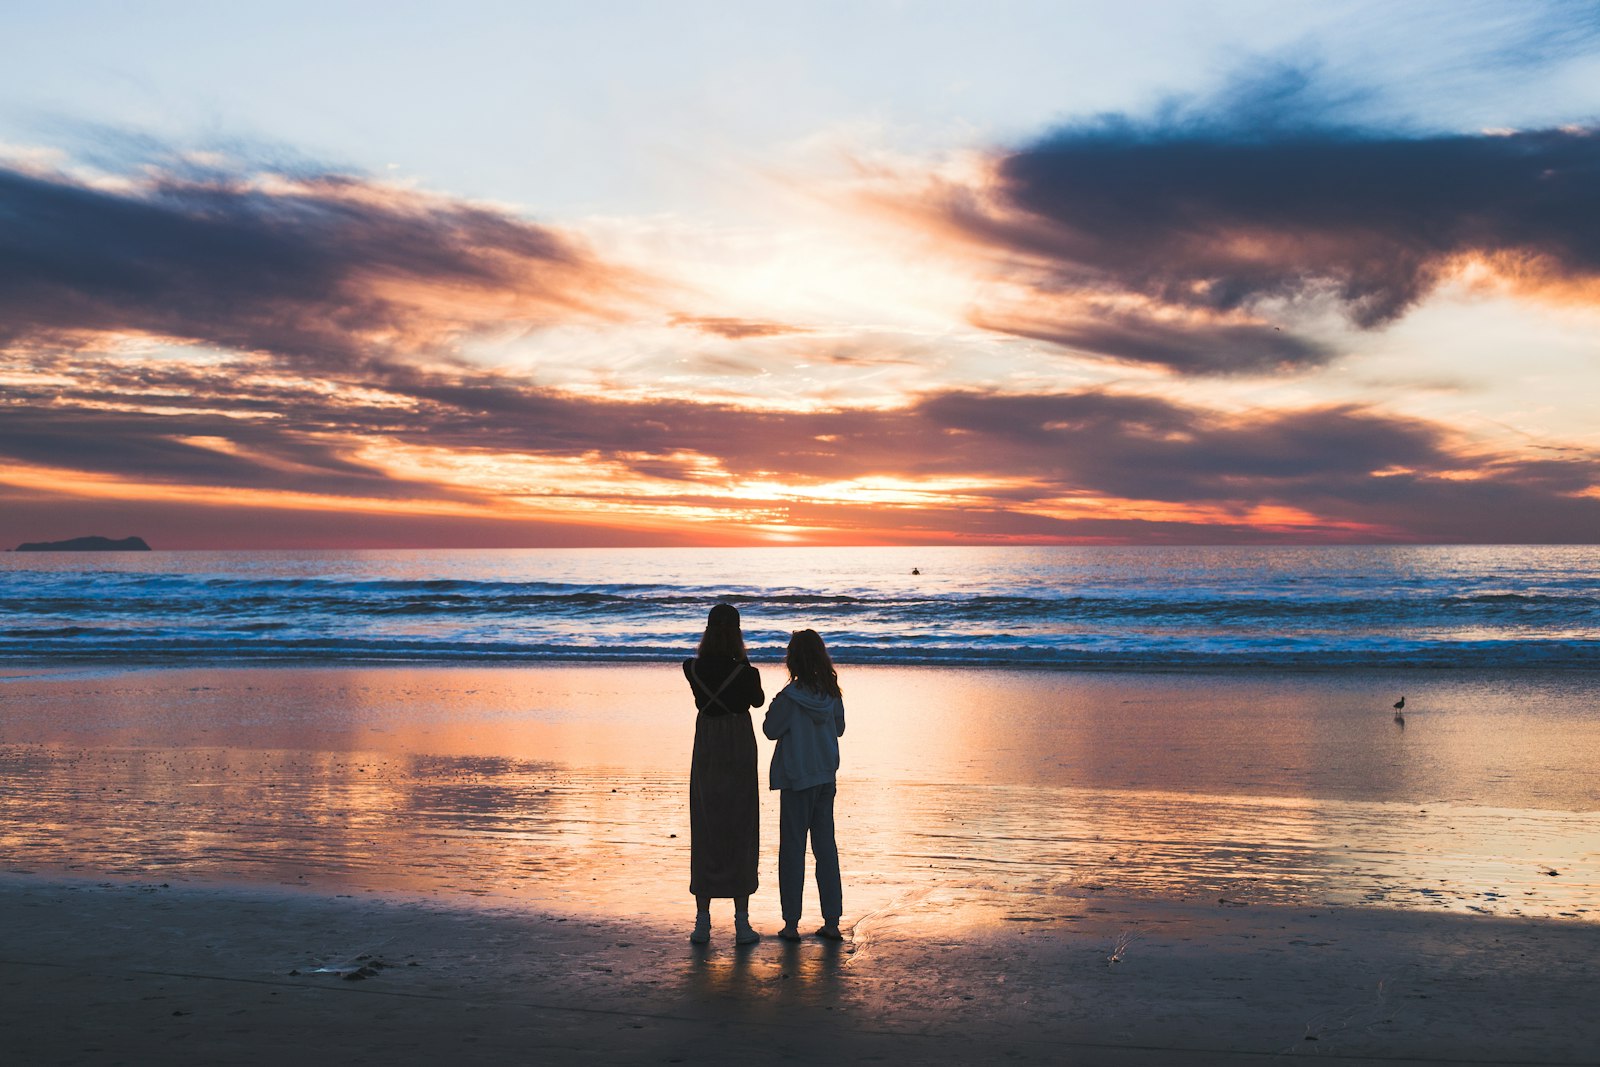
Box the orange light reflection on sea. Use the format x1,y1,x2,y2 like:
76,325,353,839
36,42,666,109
0,665,1595,927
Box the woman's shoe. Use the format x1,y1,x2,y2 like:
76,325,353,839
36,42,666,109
815,923,843,940
734,918,761,945
689,914,711,944
778,926,802,942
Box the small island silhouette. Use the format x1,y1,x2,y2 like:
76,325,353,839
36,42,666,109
14,535,152,552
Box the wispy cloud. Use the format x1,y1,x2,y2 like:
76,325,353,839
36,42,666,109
7,346,1598,544
668,314,812,340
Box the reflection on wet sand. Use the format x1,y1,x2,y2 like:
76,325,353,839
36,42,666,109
1,664,1596,929
2,744,1594,925
686,936,850,1011
4,663,1599,1064
8,664,1600,807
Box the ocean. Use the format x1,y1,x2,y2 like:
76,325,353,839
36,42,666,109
3,544,1598,669
2,544,1597,922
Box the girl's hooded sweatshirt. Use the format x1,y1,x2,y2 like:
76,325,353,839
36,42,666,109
762,682,846,791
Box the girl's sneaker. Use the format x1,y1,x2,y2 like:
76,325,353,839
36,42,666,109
734,917,761,945
689,914,710,944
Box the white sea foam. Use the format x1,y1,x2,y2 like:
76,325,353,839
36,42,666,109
3,544,1598,668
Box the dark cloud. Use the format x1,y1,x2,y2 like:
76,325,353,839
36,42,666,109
0,162,634,367
923,66,1600,374
907,392,1452,502
971,307,1334,375
0,402,468,502
997,121,1600,323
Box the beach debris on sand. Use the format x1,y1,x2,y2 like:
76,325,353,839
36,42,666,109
290,951,397,981
1105,930,1137,965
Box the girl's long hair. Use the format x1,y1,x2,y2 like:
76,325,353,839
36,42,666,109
697,603,747,660
785,629,840,698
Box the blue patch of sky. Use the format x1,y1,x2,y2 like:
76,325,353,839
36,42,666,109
1,0,1596,220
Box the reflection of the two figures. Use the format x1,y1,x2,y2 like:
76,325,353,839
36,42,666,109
686,936,850,1010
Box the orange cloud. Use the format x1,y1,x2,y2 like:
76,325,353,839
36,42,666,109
6,347,1600,547
667,314,813,339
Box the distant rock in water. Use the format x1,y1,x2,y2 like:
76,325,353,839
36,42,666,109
14,535,152,552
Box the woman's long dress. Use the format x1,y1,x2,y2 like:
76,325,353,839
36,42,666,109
684,655,763,897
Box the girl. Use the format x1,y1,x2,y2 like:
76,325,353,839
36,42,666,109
683,603,764,944
762,629,846,941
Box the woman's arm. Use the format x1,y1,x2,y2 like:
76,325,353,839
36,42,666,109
762,692,792,740
682,659,699,709
835,698,846,737
742,663,765,708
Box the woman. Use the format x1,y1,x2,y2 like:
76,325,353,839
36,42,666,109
683,602,764,945
763,629,846,942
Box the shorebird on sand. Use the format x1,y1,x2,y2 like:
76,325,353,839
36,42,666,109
1393,695,1406,724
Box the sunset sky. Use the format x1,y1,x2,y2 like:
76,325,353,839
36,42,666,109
4,0,1600,548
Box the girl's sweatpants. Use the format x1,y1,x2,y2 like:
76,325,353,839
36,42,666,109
778,781,842,923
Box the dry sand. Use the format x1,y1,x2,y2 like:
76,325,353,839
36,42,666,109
3,872,1597,1066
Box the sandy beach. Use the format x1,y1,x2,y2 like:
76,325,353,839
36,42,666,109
5,873,1599,1065
3,663,1598,1064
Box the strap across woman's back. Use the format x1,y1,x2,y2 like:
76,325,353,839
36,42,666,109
690,658,744,714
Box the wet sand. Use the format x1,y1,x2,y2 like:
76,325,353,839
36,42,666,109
4,872,1599,1065
2,664,1599,1062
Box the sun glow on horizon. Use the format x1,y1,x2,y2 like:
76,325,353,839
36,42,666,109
4,7,1600,548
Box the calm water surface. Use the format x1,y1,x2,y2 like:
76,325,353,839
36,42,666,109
2,664,1595,924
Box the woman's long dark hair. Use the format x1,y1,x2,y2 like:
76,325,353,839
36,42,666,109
696,602,747,660
785,629,840,698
